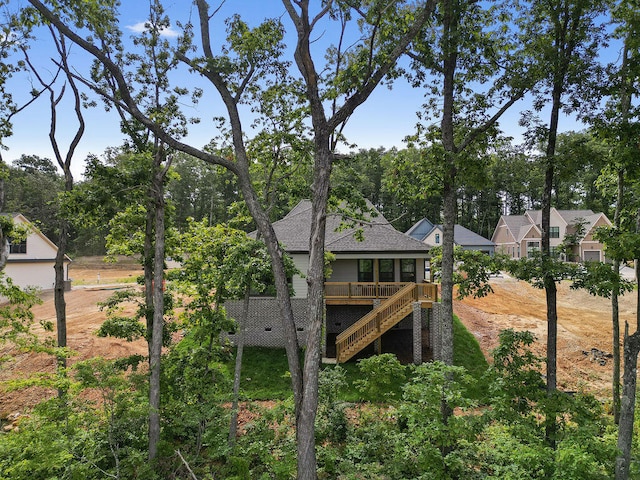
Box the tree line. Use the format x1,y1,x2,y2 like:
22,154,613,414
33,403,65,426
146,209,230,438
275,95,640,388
4,128,614,256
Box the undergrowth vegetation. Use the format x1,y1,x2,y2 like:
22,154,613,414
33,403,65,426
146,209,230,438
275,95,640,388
0,323,628,479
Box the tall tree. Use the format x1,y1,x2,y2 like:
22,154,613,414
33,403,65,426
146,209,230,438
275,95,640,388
408,0,532,367
517,2,606,451
281,3,436,475
24,2,436,476
21,26,86,378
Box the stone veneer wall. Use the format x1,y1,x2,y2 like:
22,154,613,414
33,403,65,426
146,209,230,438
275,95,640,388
430,302,443,361
223,298,309,347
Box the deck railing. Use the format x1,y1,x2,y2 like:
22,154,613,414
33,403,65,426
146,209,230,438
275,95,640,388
325,281,437,302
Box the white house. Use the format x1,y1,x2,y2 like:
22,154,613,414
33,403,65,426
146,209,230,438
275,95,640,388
4,213,71,291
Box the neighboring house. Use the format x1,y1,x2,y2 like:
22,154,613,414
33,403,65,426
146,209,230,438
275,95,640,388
407,218,495,256
4,213,71,291
225,200,442,364
491,208,611,262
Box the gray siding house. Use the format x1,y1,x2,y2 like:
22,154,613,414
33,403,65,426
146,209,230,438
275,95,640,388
407,218,495,255
225,200,440,363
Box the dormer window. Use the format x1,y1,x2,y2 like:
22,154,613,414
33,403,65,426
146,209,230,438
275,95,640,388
8,238,27,254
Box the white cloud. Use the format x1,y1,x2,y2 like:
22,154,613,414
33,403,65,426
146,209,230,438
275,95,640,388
126,22,179,38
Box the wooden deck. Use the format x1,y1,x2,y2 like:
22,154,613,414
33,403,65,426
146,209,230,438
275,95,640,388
333,282,438,363
324,281,437,306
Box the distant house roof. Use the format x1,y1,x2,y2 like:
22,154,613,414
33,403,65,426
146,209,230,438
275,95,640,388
449,224,495,247
406,218,494,248
501,209,609,243
266,200,431,255
406,218,435,241
526,209,596,226
499,214,542,243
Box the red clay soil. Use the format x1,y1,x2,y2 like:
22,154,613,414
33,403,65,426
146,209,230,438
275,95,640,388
0,262,147,417
454,274,638,398
1,263,637,416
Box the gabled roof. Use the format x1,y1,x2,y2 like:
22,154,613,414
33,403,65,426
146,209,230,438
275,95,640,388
450,224,495,247
556,209,597,225
408,218,494,248
267,200,431,254
503,214,537,238
406,218,435,241
497,209,609,244
5,213,72,263
526,208,596,227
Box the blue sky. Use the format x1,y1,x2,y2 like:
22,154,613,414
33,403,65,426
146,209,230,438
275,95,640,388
3,1,609,178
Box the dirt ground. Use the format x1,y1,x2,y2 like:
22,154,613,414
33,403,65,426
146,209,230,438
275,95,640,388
1,260,637,416
0,259,147,417
455,273,638,398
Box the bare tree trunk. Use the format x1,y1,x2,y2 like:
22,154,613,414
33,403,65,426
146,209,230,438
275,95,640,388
612,168,624,424
148,150,168,461
296,144,332,480
615,326,640,480
614,208,640,479
229,286,250,446
439,0,457,368
0,156,7,271
543,83,561,396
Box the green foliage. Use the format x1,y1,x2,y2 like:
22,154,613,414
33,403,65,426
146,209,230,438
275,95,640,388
485,329,546,423
472,424,554,479
227,400,297,479
431,245,508,299
4,156,64,243
595,226,640,262
570,259,635,298
0,359,156,480
505,252,579,289
398,363,479,461
453,315,490,400
316,366,349,444
96,285,176,350
0,273,42,362
354,353,407,401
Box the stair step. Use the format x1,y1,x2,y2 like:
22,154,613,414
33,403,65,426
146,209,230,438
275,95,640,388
336,285,419,363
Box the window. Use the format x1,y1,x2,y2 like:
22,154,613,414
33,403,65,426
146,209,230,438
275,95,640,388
435,233,440,244
358,259,374,282
526,241,539,258
379,259,394,282
8,238,27,254
550,226,560,238
400,259,416,282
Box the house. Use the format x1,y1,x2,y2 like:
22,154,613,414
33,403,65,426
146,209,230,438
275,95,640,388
491,208,611,262
4,213,71,291
225,200,442,364
407,218,495,256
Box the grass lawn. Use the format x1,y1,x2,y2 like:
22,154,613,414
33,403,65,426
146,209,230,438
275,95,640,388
225,314,490,403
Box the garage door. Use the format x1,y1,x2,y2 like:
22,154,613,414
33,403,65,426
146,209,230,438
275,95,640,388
583,251,601,262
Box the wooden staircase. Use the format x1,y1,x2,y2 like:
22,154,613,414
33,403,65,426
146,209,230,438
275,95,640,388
335,283,419,363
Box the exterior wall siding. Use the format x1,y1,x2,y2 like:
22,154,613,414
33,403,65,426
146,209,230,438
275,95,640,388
328,259,357,282
4,262,56,291
290,254,309,298
5,214,68,291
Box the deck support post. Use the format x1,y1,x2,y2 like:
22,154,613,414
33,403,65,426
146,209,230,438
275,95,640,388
413,301,422,365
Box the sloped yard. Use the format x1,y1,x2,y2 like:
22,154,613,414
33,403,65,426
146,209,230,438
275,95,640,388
455,273,638,398
1,261,635,416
